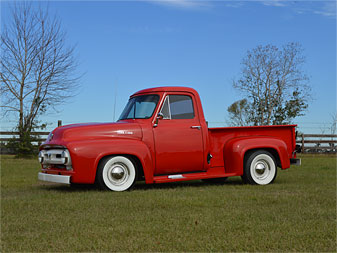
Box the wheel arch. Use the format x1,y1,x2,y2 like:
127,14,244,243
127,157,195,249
67,139,154,184
92,140,153,184
223,137,290,175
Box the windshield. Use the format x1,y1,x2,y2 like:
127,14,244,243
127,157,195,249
118,95,159,120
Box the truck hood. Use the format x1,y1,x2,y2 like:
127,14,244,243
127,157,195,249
46,121,142,144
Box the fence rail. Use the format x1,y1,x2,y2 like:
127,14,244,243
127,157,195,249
296,134,337,154
0,131,50,154
0,131,49,142
0,131,50,135
0,120,62,154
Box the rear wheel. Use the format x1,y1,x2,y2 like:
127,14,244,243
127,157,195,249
96,156,137,191
242,150,277,185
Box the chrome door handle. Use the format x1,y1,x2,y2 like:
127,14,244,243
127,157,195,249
191,126,201,130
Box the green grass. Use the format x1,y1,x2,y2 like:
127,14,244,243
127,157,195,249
1,154,336,252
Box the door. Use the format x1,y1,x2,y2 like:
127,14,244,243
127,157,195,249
153,94,204,175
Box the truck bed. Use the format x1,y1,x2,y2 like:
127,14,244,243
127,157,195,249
208,125,296,169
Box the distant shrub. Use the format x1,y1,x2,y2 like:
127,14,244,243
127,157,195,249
5,131,40,158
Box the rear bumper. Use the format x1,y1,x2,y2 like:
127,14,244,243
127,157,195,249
38,172,71,184
290,158,301,166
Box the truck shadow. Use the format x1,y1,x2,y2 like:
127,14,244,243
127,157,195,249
134,178,244,191
38,178,244,192
38,184,96,192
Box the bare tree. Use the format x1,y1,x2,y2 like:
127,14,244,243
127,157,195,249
229,43,310,126
0,2,80,138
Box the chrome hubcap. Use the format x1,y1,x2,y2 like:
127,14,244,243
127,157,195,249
107,163,129,186
253,160,270,180
255,162,266,175
111,166,125,180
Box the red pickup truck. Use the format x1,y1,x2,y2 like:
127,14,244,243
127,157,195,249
38,87,300,191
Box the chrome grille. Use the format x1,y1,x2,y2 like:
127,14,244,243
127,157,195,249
39,149,72,170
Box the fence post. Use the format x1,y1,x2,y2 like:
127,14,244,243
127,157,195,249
301,134,305,153
58,120,62,127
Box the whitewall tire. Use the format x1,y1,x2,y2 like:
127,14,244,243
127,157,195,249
242,150,277,185
96,156,137,191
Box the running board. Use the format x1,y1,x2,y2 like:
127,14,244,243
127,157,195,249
153,167,238,183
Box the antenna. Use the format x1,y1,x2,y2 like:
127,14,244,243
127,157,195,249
113,78,118,122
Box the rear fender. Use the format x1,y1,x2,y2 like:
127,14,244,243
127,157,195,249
66,139,154,184
223,137,290,175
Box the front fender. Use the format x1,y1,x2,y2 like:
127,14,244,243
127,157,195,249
223,137,290,175
66,139,154,184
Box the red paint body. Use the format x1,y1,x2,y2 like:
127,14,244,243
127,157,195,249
39,87,297,185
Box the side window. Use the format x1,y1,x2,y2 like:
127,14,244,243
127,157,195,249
160,95,195,119
170,95,194,119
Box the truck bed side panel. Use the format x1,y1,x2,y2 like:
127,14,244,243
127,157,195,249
208,125,295,174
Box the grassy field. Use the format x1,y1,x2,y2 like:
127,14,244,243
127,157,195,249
1,154,336,252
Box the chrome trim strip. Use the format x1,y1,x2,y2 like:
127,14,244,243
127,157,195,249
168,174,184,179
40,145,67,149
38,172,71,184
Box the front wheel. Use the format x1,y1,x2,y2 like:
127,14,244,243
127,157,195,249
242,150,277,185
96,156,137,191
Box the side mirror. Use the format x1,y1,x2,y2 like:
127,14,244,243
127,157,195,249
157,112,164,120
153,112,164,128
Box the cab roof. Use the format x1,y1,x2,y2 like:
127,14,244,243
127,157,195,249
132,86,197,96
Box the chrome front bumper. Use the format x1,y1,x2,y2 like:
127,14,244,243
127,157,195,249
38,172,71,184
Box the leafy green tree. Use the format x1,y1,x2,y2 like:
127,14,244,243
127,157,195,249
227,99,251,126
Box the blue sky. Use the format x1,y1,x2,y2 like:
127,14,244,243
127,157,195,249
1,0,336,133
